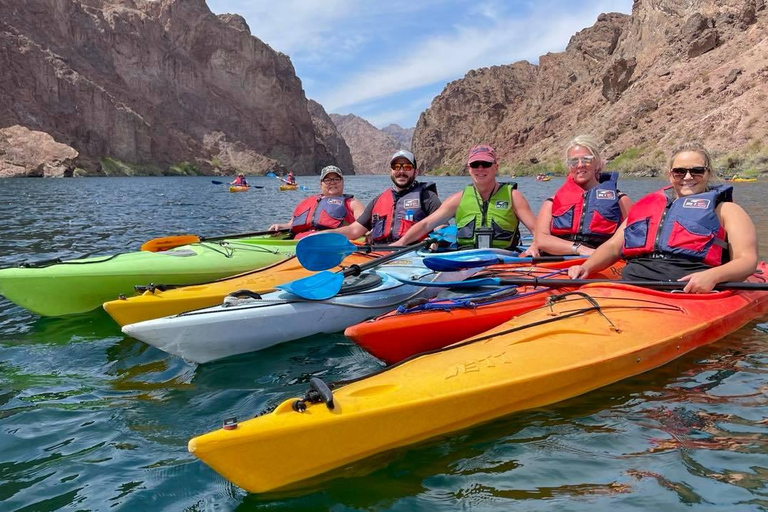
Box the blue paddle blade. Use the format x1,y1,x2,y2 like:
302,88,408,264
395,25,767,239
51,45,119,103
277,271,345,300
423,249,520,271
296,233,357,270
266,172,277,178
431,225,457,242
211,180,224,185
423,251,581,271
389,274,503,288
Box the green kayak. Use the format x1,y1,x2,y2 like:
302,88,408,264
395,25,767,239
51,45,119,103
0,235,297,316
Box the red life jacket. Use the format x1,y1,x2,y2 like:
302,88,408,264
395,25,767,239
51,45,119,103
621,185,731,266
369,182,437,243
550,172,623,247
290,194,356,239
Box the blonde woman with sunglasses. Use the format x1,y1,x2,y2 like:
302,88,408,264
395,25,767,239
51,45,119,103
568,142,758,293
527,135,633,257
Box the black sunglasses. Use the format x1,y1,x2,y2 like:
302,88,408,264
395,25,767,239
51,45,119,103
469,161,493,169
670,167,708,179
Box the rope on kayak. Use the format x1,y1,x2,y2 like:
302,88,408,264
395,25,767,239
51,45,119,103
15,254,121,268
396,268,569,313
330,292,684,389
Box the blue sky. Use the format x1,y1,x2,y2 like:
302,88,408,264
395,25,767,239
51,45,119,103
207,0,633,129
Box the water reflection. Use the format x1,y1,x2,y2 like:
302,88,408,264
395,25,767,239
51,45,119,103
1,177,768,511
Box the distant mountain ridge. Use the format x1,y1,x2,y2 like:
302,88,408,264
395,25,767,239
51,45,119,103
329,114,414,175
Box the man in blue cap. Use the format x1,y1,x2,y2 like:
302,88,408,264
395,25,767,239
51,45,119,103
329,150,441,243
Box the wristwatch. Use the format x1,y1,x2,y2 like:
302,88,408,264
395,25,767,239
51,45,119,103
571,242,582,255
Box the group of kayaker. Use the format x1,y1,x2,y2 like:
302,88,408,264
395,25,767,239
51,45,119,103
267,137,758,294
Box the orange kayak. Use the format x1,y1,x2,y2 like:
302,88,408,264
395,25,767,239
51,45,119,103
346,260,624,363
189,262,768,493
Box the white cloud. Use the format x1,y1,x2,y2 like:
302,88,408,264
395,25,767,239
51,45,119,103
318,0,633,111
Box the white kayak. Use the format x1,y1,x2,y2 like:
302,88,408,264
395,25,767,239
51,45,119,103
121,251,477,363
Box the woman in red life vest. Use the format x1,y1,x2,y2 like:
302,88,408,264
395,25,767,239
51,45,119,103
268,166,364,239
527,135,632,257
230,173,248,187
568,142,757,293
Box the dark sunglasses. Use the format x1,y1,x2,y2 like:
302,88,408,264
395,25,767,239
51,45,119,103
670,167,708,179
321,177,343,183
469,161,493,169
391,163,414,171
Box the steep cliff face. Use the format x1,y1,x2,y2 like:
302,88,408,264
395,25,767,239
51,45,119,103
0,0,347,176
330,114,403,175
308,100,355,174
413,0,768,172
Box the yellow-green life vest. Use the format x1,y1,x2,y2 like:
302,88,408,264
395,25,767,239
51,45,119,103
456,183,520,248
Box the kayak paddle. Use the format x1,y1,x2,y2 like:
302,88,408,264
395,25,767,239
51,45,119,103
267,171,309,191
278,240,433,300
423,251,582,271
212,180,264,189
388,275,768,291
295,233,406,271
296,226,458,271
141,229,289,252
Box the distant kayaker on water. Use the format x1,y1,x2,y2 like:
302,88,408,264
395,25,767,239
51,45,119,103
525,135,632,257
392,144,537,250
568,141,758,293
268,165,364,239
326,150,442,244
230,173,248,187
286,171,296,185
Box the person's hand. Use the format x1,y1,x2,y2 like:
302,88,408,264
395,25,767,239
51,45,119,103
678,271,719,293
568,264,589,279
520,244,540,257
268,224,281,231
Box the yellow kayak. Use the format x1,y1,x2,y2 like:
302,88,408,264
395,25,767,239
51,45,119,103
189,265,768,493
279,184,298,191
732,178,756,182
103,252,376,326
229,185,250,192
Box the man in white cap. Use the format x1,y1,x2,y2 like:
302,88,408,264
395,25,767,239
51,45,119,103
268,165,365,239
328,150,442,243
394,144,537,250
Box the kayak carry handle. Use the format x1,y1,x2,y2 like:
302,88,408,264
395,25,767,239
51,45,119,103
292,377,335,412
227,289,263,300
17,257,62,268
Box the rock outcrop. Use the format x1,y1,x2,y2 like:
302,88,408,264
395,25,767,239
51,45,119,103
0,126,78,177
308,100,355,174
413,0,768,172
330,114,403,174
0,0,349,176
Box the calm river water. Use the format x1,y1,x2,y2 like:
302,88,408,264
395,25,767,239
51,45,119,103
1,175,767,511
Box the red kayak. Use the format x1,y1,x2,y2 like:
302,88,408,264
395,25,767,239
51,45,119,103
345,261,624,364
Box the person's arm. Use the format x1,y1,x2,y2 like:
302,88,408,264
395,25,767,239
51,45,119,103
268,221,291,231
391,192,461,246
349,198,366,220
618,194,633,220
326,221,368,240
512,189,537,234
677,203,758,292
529,200,593,257
567,221,626,279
